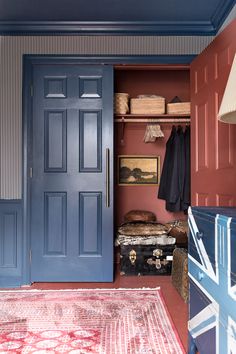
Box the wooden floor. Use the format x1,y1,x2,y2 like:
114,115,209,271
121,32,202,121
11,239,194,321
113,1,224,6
28,268,188,353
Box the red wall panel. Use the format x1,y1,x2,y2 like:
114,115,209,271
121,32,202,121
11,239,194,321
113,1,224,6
191,19,236,207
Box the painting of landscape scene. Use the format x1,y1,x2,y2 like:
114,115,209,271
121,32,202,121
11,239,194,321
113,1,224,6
118,155,160,185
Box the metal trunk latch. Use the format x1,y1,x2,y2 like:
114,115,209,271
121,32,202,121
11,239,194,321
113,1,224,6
147,247,169,269
147,258,169,269
129,249,137,265
147,258,162,269
153,248,163,257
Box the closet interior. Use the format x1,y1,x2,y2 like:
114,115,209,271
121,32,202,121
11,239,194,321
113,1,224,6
113,64,191,277
114,64,190,226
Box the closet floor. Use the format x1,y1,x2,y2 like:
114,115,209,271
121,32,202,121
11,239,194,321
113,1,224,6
27,266,188,352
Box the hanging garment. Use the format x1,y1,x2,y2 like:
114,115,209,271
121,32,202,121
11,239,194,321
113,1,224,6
158,125,190,212
143,124,164,143
182,125,190,211
165,125,185,212
158,125,176,200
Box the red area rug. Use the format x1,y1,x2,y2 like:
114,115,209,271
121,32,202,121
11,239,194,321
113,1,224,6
0,288,185,353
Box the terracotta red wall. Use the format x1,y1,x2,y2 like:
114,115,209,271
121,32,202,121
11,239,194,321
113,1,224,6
114,68,190,226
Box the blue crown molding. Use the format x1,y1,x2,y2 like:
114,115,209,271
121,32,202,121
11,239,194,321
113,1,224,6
0,20,217,36
23,54,196,64
211,0,236,30
0,0,235,36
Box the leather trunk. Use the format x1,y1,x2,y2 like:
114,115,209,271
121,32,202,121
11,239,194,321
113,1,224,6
120,244,175,276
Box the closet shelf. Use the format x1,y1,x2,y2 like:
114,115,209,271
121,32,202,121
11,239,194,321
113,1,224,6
115,114,190,124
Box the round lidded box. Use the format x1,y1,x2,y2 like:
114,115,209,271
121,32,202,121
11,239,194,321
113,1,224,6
114,93,129,114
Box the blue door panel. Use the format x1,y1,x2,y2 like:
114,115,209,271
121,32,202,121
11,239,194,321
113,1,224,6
44,192,67,255
44,76,67,98
79,110,102,172
1,213,17,267
0,201,23,287
44,110,67,172
79,192,102,255
30,64,113,282
79,76,102,98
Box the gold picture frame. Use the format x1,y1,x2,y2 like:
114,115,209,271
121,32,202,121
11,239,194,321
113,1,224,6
118,155,160,186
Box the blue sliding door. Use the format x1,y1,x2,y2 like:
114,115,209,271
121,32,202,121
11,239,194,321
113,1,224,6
30,64,113,282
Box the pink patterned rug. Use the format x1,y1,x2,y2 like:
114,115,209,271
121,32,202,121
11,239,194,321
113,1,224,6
0,288,185,354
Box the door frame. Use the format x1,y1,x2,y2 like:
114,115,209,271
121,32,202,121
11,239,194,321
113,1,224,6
22,54,194,285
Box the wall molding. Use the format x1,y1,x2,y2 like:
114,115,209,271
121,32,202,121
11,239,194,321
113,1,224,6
211,0,236,32
0,0,235,37
0,0,235,35
0,20,217,36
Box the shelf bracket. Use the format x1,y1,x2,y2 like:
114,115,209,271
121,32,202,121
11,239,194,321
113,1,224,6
120,116,125,146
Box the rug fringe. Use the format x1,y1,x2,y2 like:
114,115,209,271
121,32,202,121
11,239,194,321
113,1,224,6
0,287,160,292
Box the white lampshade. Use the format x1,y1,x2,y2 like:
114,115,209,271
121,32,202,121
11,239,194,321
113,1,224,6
218,53,236,124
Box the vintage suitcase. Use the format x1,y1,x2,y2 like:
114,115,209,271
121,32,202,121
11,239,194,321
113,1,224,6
171,248,188,302
120,244,175,276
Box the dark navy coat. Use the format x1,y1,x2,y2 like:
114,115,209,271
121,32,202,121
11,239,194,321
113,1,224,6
158,125,190,212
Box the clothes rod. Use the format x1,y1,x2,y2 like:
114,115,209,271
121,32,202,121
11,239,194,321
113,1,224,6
115,118,191,123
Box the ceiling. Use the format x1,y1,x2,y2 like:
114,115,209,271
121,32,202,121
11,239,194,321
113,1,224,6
0,0,235,35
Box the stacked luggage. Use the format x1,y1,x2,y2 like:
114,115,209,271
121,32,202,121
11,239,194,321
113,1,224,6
116,210,188,277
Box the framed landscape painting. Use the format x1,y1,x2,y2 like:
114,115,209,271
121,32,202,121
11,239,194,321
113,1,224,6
118,155,160,185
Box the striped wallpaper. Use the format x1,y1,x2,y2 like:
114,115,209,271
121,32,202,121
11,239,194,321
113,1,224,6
0,35,215,199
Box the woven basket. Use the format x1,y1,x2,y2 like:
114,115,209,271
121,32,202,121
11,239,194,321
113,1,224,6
130,97,165,114
171,248,188,303
167,102,190,114
114,93,129,114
